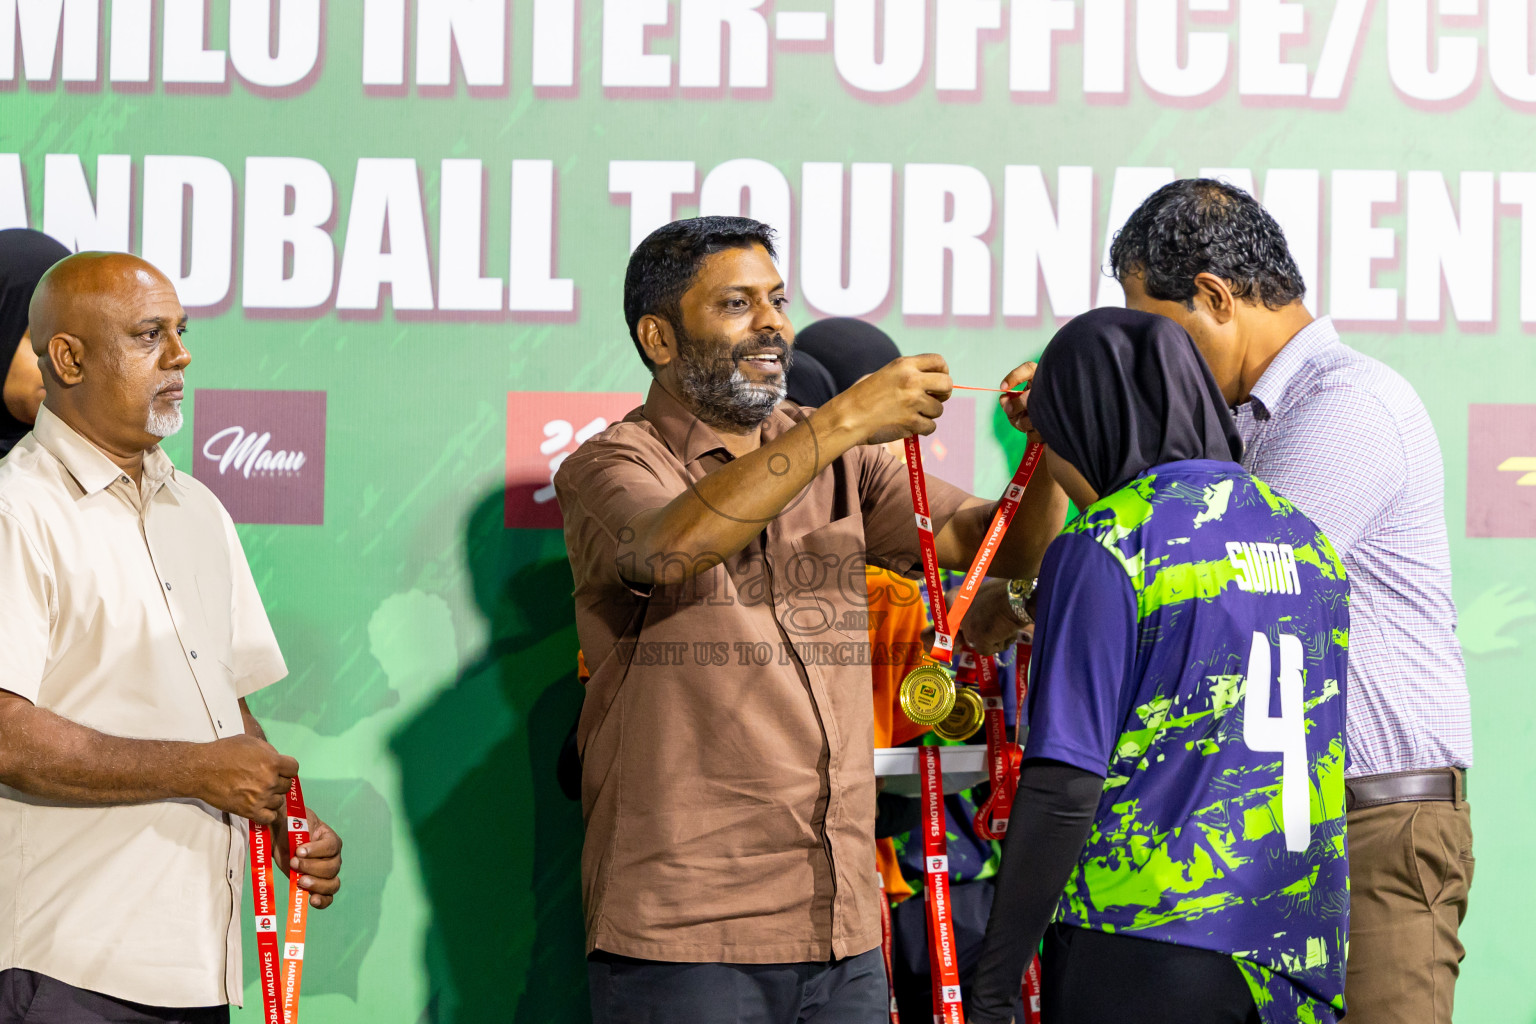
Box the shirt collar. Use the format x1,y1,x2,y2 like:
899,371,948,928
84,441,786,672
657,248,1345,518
1245,315,1341,418
142,444,176,490
641,380,798,465
32,403,178,496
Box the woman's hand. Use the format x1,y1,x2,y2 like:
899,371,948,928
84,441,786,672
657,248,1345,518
998,361,1038,438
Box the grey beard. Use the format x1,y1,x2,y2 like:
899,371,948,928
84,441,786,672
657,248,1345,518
146,403,183,438
675,337,788,432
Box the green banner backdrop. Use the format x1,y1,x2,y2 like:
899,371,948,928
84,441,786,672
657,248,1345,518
4,1,1534,1020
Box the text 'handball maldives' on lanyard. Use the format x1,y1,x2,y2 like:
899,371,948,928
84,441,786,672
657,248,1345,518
897,411,1043,729
250,777,313,1024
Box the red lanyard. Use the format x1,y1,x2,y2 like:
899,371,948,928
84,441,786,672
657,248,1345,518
970,649,1021,841
1023,955,1043,1024
971,641,1045,1021
877,868,901,1024
931,644,1046,1022
919,743,966,1024
1014,640,1044,1024
903,434,1045,1019
902,439,1043,665
1013,640,1030,749
971,637,1037,840
250,777,311,1024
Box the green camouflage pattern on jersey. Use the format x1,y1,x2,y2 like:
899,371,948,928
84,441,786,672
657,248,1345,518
1052,469,1349,1024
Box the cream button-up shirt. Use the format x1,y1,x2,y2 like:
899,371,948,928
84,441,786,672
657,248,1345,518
0,405,287,1008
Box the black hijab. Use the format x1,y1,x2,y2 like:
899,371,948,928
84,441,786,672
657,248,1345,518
1028,307,1242,497
793,317,901,392
785,348,838,407
0,229,70,453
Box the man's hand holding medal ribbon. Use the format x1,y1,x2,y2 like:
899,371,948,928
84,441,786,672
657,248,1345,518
896,357,1046,733
193,723,343,915
897,357,1051,1024
204,712,342,1024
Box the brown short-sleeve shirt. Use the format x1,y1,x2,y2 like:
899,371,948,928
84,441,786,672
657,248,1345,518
554,382,971,963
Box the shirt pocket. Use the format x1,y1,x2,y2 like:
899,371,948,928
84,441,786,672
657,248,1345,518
194,571,234,665
192,573,243,737
787,516,872,643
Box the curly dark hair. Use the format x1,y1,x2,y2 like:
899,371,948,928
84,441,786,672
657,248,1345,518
623,216,779,371
1108,178,1305,310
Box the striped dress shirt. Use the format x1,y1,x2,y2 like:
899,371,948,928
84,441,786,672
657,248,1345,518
1234,317,1472,777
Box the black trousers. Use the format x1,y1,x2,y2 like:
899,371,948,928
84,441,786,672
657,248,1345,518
0,970,229,1024
587,947,887,1024
1039,925,1260,1024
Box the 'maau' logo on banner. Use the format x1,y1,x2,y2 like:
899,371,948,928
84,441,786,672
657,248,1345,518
193,390,326,525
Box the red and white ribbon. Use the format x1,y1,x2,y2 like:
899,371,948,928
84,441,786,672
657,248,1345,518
250,777,311,1024
970,649,1022,841
904,435,1046,1019
1023,954,1043,1024
1014,640,1044,1024
919,743,966,1024
901,440,1043,665
971,640,1046,1016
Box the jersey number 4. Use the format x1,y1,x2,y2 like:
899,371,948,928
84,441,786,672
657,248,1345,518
1243,631,1309,854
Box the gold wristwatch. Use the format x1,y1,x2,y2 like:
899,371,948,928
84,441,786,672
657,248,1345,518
1006,577,1038,624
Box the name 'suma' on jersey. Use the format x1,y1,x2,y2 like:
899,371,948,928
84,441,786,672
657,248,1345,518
1225,541,1302,595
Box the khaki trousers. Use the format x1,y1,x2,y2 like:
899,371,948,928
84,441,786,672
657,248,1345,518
1344,773,1474,1024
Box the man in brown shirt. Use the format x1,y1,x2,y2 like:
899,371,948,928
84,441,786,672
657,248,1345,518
555,216,1065,1022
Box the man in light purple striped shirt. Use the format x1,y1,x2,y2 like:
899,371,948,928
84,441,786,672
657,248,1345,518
1111,179,1473,1024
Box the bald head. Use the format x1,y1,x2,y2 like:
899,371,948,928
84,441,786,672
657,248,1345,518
29,252,177,358
29,251,191,461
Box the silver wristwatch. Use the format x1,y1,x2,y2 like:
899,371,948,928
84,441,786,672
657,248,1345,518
1005,577,1038,624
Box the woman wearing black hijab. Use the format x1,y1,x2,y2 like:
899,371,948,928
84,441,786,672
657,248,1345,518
968,308,1351,1024
783,347,838,408
793,316,902,392
0,229,70,457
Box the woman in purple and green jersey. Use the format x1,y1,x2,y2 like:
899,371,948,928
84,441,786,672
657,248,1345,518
968,307,1350,1024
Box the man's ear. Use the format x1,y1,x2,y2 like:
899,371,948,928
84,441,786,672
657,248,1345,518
1191,272,1237,325
638,315,676,369
46,333,86,386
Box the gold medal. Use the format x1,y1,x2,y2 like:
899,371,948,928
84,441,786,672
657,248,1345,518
931,686,985,742
900,662,957,726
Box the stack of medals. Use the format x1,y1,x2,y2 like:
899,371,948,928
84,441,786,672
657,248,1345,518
933,646,988,742
897,435,1043,739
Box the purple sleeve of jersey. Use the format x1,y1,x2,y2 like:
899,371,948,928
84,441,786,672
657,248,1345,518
1021,531,1138,778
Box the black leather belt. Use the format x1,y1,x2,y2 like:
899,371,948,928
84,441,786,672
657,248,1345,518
1345,768,1464,811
